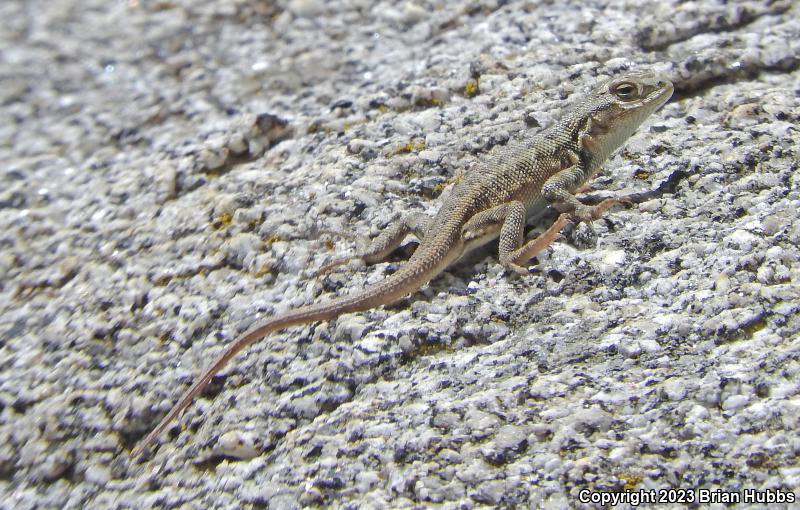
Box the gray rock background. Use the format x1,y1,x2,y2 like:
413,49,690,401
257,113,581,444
2,0,799,507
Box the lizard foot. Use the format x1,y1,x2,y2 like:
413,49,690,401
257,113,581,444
504,262,534,275
572,197,633,223
315,256,360,277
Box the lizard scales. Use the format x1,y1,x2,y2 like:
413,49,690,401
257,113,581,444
133,70,673,455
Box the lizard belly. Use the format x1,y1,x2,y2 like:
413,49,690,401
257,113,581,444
461,227,501,254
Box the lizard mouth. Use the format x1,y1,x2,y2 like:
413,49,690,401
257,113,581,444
619,79,673,112
647,79,674,106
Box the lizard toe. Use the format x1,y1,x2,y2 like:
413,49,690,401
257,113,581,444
505,262,533,275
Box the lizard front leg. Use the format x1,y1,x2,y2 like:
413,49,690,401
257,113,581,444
461,201,544,275
496,159,630,272
318,212,431,274
541,157,630,223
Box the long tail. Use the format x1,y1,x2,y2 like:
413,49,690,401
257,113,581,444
132,244,456,456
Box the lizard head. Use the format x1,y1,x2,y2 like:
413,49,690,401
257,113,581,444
579,70,674,160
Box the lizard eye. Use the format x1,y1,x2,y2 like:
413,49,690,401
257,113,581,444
611,82,638,100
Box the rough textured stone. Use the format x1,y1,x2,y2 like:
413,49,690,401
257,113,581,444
1,0,799,508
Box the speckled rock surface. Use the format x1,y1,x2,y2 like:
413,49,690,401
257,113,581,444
2,0,799,508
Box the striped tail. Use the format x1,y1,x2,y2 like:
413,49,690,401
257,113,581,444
132,240,458,455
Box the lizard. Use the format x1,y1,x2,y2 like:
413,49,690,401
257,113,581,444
132,69,674,456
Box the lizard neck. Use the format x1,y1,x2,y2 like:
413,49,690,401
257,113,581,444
556,110,622,176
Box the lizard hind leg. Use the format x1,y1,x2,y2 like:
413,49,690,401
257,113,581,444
316,212,430,275
505,213,573,272
461,201,533,275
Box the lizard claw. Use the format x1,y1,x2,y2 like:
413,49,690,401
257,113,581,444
572,197,633,224
315,257,355,277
